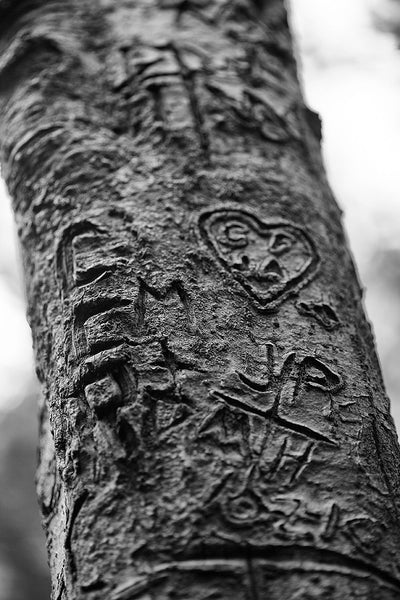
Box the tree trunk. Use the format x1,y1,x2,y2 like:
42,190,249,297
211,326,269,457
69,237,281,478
1,0,400,598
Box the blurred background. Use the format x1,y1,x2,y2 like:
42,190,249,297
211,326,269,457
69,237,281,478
1,0,400,597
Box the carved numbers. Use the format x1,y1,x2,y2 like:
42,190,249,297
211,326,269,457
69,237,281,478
199,209,319,309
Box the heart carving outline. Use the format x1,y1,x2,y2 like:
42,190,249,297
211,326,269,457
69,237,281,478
199,208,320,310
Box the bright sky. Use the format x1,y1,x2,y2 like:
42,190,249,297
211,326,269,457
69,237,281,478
1,0,400,426
0,184,34,412
291,0,400,267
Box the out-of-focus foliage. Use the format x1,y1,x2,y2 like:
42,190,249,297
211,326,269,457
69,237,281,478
372,0,400,35
0,390,50,600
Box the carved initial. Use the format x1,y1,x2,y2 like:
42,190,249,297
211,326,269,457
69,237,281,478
212,345,342,446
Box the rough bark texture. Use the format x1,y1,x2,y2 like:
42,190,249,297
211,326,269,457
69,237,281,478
1,0,400,598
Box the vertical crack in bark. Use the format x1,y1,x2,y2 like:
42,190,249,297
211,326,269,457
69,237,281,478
170,43,210,160
247,555,260,600
65,490,89,578
55,578,66,600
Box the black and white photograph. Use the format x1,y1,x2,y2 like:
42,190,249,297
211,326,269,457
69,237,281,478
1,1,400,598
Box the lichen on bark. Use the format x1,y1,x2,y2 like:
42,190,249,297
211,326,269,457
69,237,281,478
1,0,400,598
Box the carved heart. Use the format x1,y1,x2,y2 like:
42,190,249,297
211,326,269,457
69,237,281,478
199,209,319,309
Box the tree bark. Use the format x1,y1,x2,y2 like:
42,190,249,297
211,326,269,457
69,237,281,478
1,0,400,598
